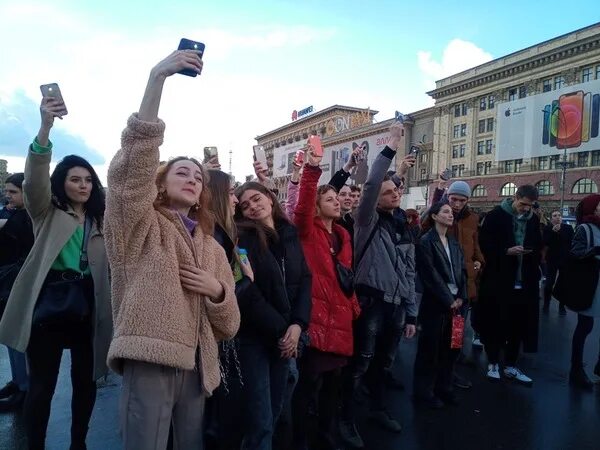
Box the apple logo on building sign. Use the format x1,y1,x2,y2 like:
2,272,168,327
504,109,511,117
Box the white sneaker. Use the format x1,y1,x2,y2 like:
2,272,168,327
472,337,483,348
486,364,500,380
503,366,533,385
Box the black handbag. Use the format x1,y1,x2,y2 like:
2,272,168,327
553,224,599,311
32,273,92,326
331,250,354,297
32,217,94,326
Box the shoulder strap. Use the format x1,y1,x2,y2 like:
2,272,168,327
79,216,93,272
583,224,594,249
355,220,378,268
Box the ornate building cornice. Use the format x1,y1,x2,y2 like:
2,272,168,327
428,34,600,101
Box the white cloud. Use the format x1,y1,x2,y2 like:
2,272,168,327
417,38,493,103
0,2,336,183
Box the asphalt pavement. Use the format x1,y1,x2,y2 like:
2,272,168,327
1,299,599,450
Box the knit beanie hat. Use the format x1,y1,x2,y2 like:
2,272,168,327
447,181,471,198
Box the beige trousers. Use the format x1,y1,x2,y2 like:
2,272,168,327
119,360,205,450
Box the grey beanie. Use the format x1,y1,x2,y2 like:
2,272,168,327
447,181,471,198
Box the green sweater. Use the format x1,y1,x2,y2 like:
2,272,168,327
31,137,91,275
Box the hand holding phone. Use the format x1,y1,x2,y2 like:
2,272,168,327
177,38,205,77
293,150,304,167
253,145,268,167
440,168,452,181
40,83,68,119
308,135,323,157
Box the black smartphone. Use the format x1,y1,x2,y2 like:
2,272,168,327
177,38,205,77
409,145,420,155
592,93,600,138
440,168,452,181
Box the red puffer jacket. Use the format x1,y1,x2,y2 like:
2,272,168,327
294,164,360,356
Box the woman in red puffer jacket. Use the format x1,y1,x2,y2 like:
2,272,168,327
291,144,360,449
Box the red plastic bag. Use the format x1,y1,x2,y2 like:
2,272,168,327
450,313,465,349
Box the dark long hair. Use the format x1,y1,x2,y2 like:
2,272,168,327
234,181,290,250
420,200,450,236
50,155,105,230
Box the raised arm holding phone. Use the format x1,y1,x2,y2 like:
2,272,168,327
105,47,240,450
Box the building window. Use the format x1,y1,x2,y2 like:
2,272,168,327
454,104,461,118
451,165,458,178
460,144,466,157
486,118,494,132
538,156,548,170
458,164,465,177
477,141,485,155
420,153,427,164
542,79,552,92
462,103,468,116
582,67,593,83
577,152,589,167
452,145,459,158
476,162,484,175
519,86,527,98
501,182,517,196
504,160,513,173
488,95,495,109
484,161,492,174
453,125,460,139
572,178,598,194
549,155,560,169
485,139,493,154
460,124,467,137
596,65,600,80
508,88,518,101
479,97,487,111
472,184,487,197
536,180,554,196
451,165,465,177
554,76,565,90
515,159,523,173
478,120,486,134
592,150,600,166
420,169,427,181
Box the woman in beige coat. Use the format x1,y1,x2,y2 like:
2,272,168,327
104,51,240,449
0,96,112,450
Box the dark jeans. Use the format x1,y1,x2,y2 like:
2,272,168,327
25,322,96,450
571,314,599,367
7,346,29,391
484,290,529,366
544,261,563,306
413,313,459,398
292,357,342,447
239,337,289,450
341,298,404,421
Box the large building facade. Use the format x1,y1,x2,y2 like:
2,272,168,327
427,23,600,213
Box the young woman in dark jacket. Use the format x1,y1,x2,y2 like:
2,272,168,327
234,181,312,450
414,202,467,409
0,173,33,411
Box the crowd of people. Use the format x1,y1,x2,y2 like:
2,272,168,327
0,49,599,450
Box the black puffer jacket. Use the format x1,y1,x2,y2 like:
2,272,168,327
235,220,312,345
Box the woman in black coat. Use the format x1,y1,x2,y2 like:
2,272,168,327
0,173,33,411
414,202,467,409
234,181,312,450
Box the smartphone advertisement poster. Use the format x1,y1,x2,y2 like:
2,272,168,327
495,78,600,161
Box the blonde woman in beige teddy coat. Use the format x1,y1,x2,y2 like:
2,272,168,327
104,49,240,449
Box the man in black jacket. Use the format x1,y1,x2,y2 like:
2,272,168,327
478,185,541,385
542,210,574,315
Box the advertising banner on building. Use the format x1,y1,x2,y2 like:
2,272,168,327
323,132,396,186
272,131,396,185
496,78,600,161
